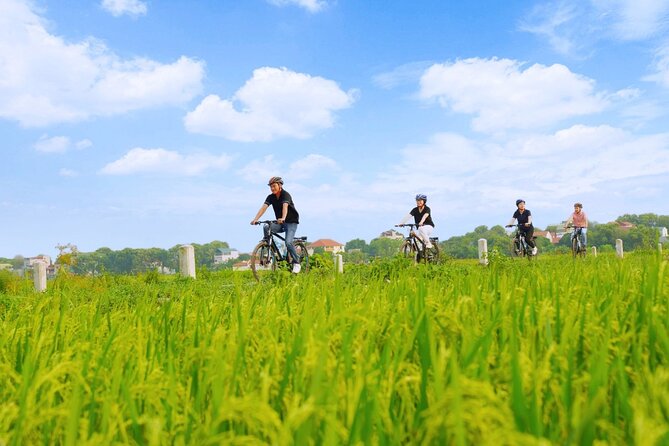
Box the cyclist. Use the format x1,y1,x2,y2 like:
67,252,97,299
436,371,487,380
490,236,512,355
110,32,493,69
564,202,588,248
250,176,302,273
398,194,435,250
507,199,537,255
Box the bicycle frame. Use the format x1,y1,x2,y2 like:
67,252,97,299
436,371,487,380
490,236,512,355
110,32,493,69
251,220,309,281
569,226,586,258
265,230,288,263
395,224,440,263
396,223,423,247
507,224,535,258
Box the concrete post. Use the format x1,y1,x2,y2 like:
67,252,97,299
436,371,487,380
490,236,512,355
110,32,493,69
616,239,624,259
591,246,597,257
334,253,343,274
179,244,196,279
478,238,488,266
33,260,47,292
659,243,663,254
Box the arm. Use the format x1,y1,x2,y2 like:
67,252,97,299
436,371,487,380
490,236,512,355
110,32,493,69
526,215,533,227
398,213,412,225
277,203,289,224
506,217,517,227
564,215,573,229
418,213,429,226
250,203,269,225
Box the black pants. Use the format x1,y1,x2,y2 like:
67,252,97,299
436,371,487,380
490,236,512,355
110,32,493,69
520,227,536,248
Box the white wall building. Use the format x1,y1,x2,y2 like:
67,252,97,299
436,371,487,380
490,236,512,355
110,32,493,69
214,248,240,264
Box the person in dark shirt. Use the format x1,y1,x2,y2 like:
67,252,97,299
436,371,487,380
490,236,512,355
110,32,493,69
506,199,537,255
398,194,435,249
250,176,302,273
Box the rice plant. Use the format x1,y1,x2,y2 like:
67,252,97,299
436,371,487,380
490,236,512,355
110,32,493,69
1,252,668,444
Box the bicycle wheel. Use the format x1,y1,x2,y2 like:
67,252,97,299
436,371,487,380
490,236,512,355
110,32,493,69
294,241,310,273
400,240,417,262
578,239,586,258
511,238,523,257
571,236,579,258
250,241,276,281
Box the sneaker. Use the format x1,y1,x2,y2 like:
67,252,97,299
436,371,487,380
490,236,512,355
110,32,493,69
292,263,301,274
532,247,538,255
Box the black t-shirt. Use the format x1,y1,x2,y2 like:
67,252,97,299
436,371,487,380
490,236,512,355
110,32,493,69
410,206,434,227
513,209,532,228
265,189,299,224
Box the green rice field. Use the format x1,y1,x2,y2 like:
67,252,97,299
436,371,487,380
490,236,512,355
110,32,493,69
1,252,668,445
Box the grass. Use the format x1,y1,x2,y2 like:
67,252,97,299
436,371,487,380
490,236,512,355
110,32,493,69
1,251,668,444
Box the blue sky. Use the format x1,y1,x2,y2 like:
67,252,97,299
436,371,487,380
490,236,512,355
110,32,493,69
2,0,669,258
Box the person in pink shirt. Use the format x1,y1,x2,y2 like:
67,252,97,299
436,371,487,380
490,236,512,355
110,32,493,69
565,202,589,248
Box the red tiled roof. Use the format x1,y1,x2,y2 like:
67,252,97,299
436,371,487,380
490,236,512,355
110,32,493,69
309,239,344,247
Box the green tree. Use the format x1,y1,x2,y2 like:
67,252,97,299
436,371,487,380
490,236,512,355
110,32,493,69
343,250,369,264
344,238,370,263
443,225,516,258
345,238,369,253
368,238,403,258
11,255,25,270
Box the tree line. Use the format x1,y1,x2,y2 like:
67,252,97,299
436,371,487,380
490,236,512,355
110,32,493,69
1,213,666,274
0,241,236,275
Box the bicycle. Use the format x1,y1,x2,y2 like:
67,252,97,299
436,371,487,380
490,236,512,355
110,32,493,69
505,224,536,260
250,220,309,281
565,225,587,258
395,224,440,263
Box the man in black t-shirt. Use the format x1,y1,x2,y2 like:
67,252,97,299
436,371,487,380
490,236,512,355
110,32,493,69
251,176,301,273
506,199,537,254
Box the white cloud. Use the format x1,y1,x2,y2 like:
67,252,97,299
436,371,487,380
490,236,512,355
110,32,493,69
335,125,669,230
266,0,329,13
33,135,92,153
289,154,338,179
519,2,584,56
76,139,93,150
34,135,70,153
237,155,282,183
184,67,356,142
377,125,669,204
643,43,669,88
372,61,435,89
0,0,204,127
100,148,233,176
101,0,147,18
59,168,78,177
237,153,339,184
419,58,607,133
592,0,669,41
520,0,669,56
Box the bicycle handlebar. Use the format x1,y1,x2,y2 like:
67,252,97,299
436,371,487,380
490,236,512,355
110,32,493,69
395,223,418,228
253,220,278,225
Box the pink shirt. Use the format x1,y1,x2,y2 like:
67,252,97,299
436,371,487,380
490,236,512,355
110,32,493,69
571,211,588,228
